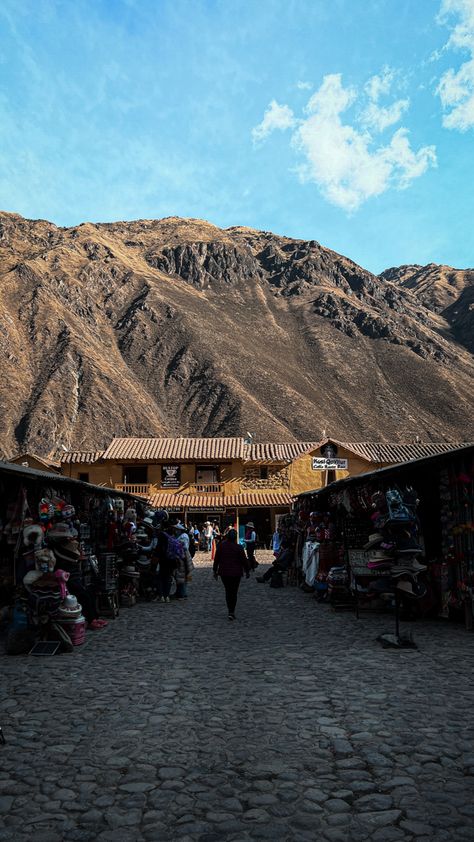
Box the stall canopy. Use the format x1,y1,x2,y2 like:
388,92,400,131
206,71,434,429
0,460,143,502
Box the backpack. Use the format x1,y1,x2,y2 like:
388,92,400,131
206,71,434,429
163,533,185,561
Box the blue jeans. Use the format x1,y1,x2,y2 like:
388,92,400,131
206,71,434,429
207,537,212,551
176,582,187,599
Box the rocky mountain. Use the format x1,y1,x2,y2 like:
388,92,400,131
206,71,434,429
380,263,474,355
0,211,473,457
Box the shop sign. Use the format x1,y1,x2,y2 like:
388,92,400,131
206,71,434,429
188,507,226,513
161,465,181,488
312,457,348,470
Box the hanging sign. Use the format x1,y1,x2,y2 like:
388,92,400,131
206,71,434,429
312,457,348,470
161,465,181,488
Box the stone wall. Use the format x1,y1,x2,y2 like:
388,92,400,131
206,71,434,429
241,466,290,490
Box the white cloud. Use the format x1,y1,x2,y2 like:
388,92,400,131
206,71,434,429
253,73,436,213
437,0,474,130
360,67,410,132
251,99,295,143
365,67,395,102
361,98,410,132
297,80,312,90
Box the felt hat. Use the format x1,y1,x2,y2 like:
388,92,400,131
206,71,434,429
396,579,427,598
52,541,80,563
23,523,44,547
122,565,140,577
48,522,78,540
124,508,137,521
364,532,385,550
143,517,154,526
173,523,187,532
61,504,75,519
395,537,423,554
246,522,255,528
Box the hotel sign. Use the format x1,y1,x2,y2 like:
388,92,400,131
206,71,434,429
312,457,348,471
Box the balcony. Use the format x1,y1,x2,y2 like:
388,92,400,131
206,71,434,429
114,483,154,497
187,482,224,494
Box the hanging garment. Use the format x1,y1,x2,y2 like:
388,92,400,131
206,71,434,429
302,541,320,586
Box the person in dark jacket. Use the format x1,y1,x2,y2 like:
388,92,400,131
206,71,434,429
213,529,250,620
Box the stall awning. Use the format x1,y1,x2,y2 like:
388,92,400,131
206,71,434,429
149,491,293,509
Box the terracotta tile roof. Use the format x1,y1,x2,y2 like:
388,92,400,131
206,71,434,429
60,451,104,464
149,491,293,509
102,437,244,461
226,492,293,507
244,442,320,463
9,452,60,471
340,441,472,463
149,493,225,509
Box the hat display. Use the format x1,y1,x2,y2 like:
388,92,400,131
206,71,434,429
396,579,427,599
23,524,44,547
122,565,140,577
23,570,42,588
395,537,423,554
364,533,384,550
48,522,78,540
52,541,80,564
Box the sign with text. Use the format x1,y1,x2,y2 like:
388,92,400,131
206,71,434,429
161,464,181,488
312,457,348,471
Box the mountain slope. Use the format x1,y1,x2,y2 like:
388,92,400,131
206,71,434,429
379,263,474,354
0,211,473,457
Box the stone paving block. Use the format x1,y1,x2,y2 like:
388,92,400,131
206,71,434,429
1,553,474,842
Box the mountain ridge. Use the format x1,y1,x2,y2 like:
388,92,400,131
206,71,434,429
0,211,472,457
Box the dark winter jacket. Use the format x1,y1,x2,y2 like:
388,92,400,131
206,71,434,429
213,540,249,578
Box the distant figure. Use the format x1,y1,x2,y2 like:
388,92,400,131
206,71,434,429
204,521,213,552
245,521,258,569
272,528,282,553
213,529,250,620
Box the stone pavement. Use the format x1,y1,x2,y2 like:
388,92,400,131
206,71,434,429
1,550,474,842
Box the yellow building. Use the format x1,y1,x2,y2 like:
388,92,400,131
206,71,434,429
59,437,462,546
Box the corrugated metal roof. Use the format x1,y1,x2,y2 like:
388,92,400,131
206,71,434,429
0,460,141,500
149,491,293,508
102,437,244,461
60,451,104,465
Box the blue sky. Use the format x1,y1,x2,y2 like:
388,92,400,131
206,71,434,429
0,0,473,273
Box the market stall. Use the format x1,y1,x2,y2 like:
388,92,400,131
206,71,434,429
0,461,145,654
294,444,474,637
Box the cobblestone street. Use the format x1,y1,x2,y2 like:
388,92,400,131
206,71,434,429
1,551,474,842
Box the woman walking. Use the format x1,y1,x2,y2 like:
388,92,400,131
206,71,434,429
213,529,250,620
